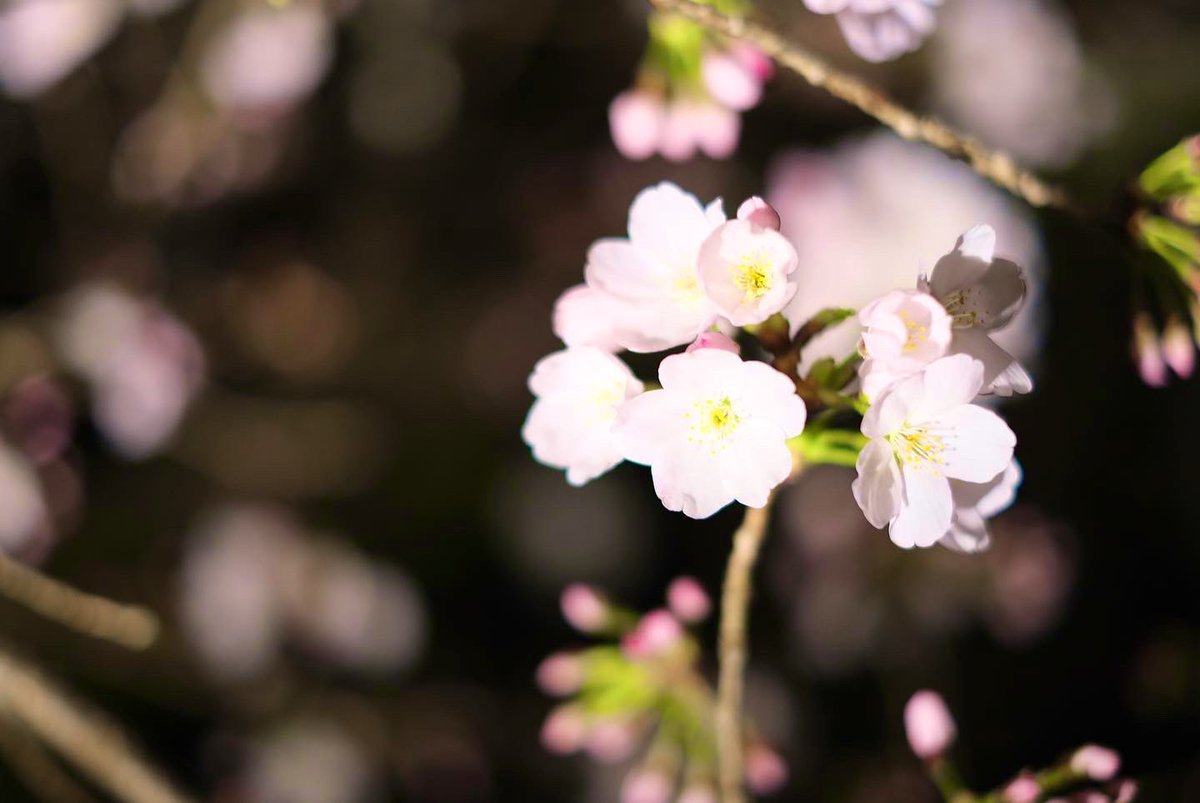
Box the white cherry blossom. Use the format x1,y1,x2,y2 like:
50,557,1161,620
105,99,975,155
941,459,1022,553
920,225,1032,395
584,183,725,352
522,347,643,486
613,349,806,519
697,202,799,327
852,354,1015,548
802,0,941,63
857,289,953,400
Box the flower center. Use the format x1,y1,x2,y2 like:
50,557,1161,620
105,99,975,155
732,254,773,301
586,382,624,426
939,290,979,328
672,271,705,305
887,425,947,471
685,397,741,454
898,309,931,353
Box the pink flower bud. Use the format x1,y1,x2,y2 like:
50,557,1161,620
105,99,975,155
686,333,740,356
621,609,683,658
586,718,638,763
1003,774,1041,803
1070,745,1120,782
535,652,584,696
540,706,587,754
621,770,672,803
560,584,607,633
660,101,701,163
609,89,665,161
733,43,774,81
745,743,788,794
677,786,718,803
1133,314,1167,388
903,691,957,760
736,196,782,231
702,49,763,112
1162,318,1195,378
1114,780,1139,803
667,576,712,621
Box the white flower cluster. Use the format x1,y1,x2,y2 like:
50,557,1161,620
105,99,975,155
524,182,1032,551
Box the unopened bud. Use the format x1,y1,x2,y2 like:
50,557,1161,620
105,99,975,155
1114,780,1139,803
1002,774,1041,803
686,332,741,355
1162,317,1195,377
621,609,683,658
667,576,712,622
586,718,639,764
540,706,587,754
1133,314,1168,388
744,742,788,794
560,584,608,632
904,690,957,760
535,652,584,696
1070,744,1120,782
621,770,672,803
677,785,718,803
737,196,782,231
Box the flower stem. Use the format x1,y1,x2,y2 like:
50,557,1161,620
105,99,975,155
715,496,777,803
646,0,1074,213
0,554,159,651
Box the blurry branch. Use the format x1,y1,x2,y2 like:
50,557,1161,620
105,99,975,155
0,718,97,803
0,554,159,651
0,649,194,803
647,0,1074,213
715,495,778,803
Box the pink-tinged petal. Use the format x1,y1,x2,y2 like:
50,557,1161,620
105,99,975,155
719,420,795,508
837,9,929,63
736,361,807,436
584,238,669,302
697,219,800,326
949,328,1032,395
904,690,957,759
659,104,700,162
852,438,901,528
937,404,1015,483
907,354,985,422
666,577,711,622
612,390,689,467
859,290,952,367
608,90,665,161
626,182,715,268
737,196,782,231
694,103,741,160
704,197,728,227
687,331,741,354
732,44,773,81
650,444,735,519
657,349,744,395
891,466,953,548
702,50,763,112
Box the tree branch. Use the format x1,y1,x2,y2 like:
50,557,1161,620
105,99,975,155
647,0,1075,213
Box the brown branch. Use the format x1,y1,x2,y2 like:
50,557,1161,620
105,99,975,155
0,717,97,803
0,554,159,651
647,0,1074,213
715,497,777,803
0,649,194,803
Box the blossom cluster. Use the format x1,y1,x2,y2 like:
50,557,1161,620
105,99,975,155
903,690,1137,802
524,181,1031,552
539,581,787,802
801,0,942,63
609,5,772,162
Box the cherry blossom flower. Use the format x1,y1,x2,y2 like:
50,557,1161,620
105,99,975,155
697,204,800,327
613,349,806,519
857,290,953,400
919,225,1033,395
584,183,725,352
522,347,643,486
852,355,1016,548
802,0,941,63
551,284,631,352
941,459,1021,553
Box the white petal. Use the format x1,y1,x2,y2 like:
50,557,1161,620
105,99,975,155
627,183,713,269
736,361,807,436
890,466,953,548
937,404,1015,483
949,329,1032,396
940,508,991,553
705,198,727,228
852,438,901,528
584,239,666,302
657,349,744,395
955,224,996,262
974,459,1022,518
720,420,794,508
906,354,985,423
651,445,733,519
611,390,689,466
803,0,850,12
552,285,626,351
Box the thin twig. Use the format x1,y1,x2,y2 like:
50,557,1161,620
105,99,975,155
0,554,159,651
0,716,97,803
0,649,194,803
647,0,1074,212
715,497,777,803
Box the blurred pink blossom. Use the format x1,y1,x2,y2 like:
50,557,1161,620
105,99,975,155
0,0,124,98
561,583,609,633
904,690,957,759
540,706,588,755
666,576,711,622
621,769,672,803
536,652,585,697
1070,745,1121,782
621,609,684,658
609,90,666,162
745,742,789,794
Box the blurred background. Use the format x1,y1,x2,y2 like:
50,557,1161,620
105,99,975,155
0,0,1199,800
